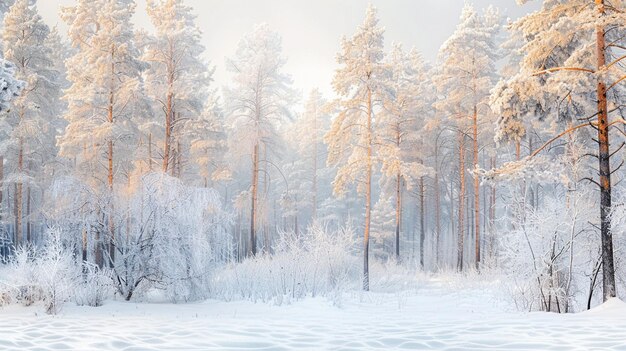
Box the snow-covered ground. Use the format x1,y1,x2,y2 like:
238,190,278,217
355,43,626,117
1,278,625,350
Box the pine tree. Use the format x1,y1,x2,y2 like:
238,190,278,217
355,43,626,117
494,0,626,301
287,89,329,225
143,0,212,175
325,5,388,290
60,0,143,267
435,3,500,270
225,23,293,256
380,44,432,263
2,0,62,246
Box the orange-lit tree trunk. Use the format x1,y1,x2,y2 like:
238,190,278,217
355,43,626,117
472,105,480,269
107,47,115,267
395,172,401,260
394,122,402,260
162,38,175,174
595,0,616,300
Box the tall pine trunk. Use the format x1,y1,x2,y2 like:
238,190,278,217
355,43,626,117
596,0,616,301
148,133,153,171
26,186,31,243
312,104,318,221
107,48,115,267
363,87,373,291
457,130,466,271
434,140,441,266
419,176,425,268
163,92,173,173
15,136,23,246
472,105,480,269
249,143,259,256
395,172,401,260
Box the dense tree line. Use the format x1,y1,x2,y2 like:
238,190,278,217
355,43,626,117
0,0,625,313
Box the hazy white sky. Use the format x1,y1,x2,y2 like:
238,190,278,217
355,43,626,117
36,0,540,99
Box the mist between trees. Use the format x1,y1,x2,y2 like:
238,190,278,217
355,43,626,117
0,0,625,315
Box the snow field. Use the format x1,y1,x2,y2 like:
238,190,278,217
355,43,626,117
1,277,626,350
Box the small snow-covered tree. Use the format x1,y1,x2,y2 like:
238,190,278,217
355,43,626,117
325,4,389,290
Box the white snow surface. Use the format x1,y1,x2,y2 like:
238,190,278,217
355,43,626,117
1,278,626,350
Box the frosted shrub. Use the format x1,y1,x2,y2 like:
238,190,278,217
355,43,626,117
37,232,79,314
500,189,596,313
211,224,359,304
0,231,80,314
3,246,41,307
74,264,113,307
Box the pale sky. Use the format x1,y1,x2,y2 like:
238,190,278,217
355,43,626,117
36,0,540,100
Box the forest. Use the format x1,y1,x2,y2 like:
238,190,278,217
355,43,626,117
0,0,626,333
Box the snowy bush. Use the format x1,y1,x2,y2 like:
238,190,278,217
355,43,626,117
499,188,597,313
74,264,113,307
210,224,359,304
37,232,80,314
0,231,84,314
1,246,42,307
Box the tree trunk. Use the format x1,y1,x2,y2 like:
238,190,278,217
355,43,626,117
490,155,497,260
148,133,153,171
363,87,373,291
26,186,31,243
395,172,401,260
434,141,441,267
419,176,425,269
0,155,3,255
177,140,182,178
595,0,616,301
457,130,466,271
163,40,175,173
312,104,318,221
472,105,480,270
249,143,259,256
15,137,23,247
107,48,115,267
